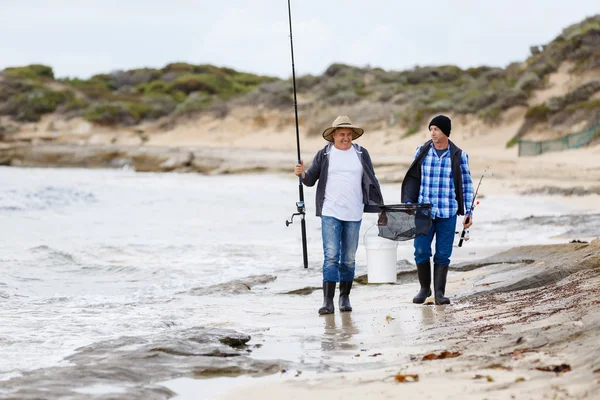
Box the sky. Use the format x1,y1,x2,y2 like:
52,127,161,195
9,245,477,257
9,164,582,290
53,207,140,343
0,0,598,79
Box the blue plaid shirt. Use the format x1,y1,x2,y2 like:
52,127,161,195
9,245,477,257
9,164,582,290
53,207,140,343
413,144,474,219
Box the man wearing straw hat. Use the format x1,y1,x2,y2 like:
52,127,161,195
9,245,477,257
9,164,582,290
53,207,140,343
294,116,384,315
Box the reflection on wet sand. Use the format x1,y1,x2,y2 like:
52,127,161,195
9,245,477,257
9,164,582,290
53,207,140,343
320,312,359,352
419,304,435,326
417,301,455,332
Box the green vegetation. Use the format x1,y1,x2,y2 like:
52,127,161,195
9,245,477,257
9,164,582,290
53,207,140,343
3,64,55,80
2,83,73,122
0,15,598,130
0,62,276,125
505,136,519,149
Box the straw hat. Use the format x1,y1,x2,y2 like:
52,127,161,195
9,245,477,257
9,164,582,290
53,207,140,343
322,115,364,142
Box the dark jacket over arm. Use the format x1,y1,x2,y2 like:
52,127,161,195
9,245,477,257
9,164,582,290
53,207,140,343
401,139,467,216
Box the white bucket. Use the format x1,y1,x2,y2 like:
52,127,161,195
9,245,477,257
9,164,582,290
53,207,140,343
364,235,398,283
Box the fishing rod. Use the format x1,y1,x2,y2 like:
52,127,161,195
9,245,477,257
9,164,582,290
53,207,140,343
284,0,308,269
458,172,484,247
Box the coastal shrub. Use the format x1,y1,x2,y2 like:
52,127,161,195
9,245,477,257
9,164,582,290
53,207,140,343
58,97,89,113
564,98,600,113
428,99,454,112
403,126,419,137
161,72,182,82
3,88,71,122
545,96,566,112
574,52,600,72
376,86,399,102
168,74,236,95
432,66,463,83
493,89,528,110
173,92,213,115
162,62,195,74
170,90,187,104
0,79,36,102
327,90,361,105
168,75,210,94
84,103,138,125
401,66,463,86
505,136,519,148
522,16,600,79
454,90,498,114
125,102,154,121
479,68,506,83
465,66,495,79
322,74,362,97
324,63,362,77
136,80,171,95
194,64,226,76
110,68,162,88
83,98,173,123
237,80,292,108
550,99,600,127
524,104,551,120
295,75,320,92
478,106,503,122
399,107,425,135
3,64,54,80
563,81,600,105
231,72,276,88
515,72,541,91
354,85,370,97
145,95,177,118
89,74,118,90
62,78,114,100
404,67,436,85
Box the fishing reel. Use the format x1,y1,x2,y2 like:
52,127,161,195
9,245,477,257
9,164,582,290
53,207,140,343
286,201,305,226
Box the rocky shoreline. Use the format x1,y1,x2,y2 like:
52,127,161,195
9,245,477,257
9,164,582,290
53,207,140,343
0,143,295,175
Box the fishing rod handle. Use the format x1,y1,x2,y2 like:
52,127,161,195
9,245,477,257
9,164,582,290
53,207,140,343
458,229,466,247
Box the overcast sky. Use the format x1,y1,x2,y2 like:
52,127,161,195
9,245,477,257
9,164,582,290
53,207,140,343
0,0,598,79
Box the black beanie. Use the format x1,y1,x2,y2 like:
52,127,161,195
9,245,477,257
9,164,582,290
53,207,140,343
428,115,451,137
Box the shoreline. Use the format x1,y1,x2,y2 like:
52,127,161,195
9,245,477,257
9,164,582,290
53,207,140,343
167,238,600,400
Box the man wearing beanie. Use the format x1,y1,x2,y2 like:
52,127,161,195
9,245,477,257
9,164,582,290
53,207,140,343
401,115,474,305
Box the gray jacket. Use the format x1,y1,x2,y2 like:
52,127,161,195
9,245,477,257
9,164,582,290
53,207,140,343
303,143,384,217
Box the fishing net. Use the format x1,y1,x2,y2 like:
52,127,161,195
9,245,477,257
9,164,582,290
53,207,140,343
376,204,432,241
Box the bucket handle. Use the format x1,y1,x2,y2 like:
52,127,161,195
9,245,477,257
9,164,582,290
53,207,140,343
363,223,377,247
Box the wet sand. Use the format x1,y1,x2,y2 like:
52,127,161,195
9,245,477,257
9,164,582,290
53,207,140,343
157,236,600,400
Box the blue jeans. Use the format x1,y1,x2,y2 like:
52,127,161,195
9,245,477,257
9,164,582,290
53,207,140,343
414,214,457,266
321,216,362,282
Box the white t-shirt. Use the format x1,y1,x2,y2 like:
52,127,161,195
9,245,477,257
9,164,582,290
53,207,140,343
322,146,364,221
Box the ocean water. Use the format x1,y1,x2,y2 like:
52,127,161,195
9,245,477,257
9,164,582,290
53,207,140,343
0,167,593,398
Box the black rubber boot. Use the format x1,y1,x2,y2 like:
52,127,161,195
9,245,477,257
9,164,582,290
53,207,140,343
339,281,353,312
433,264,451,305
413,260,432,304
319,282,336,315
